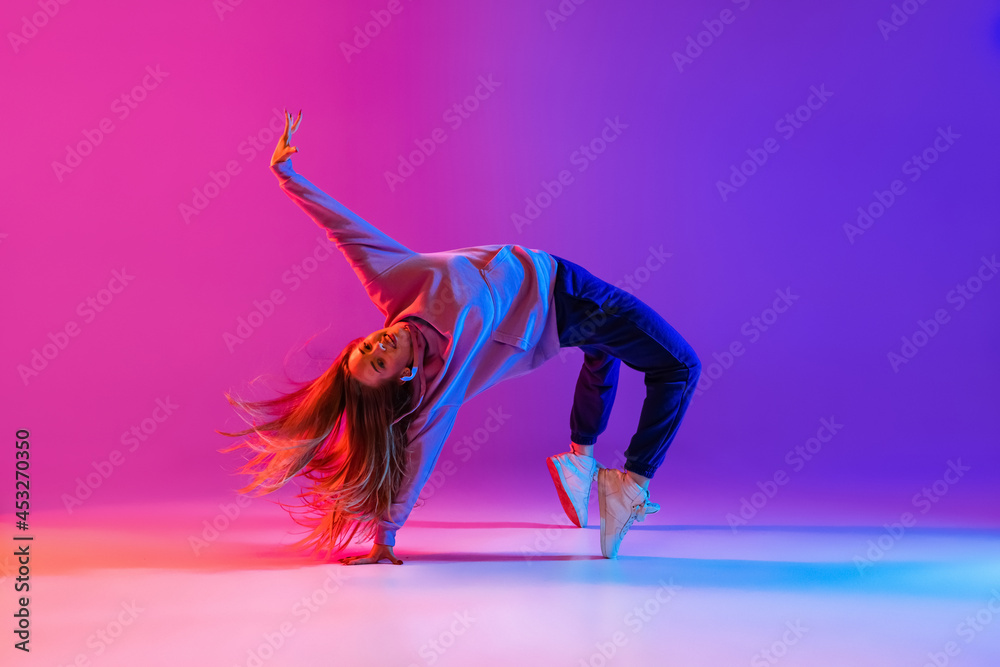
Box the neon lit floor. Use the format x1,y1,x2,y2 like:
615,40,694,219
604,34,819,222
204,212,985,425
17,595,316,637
16,495,1000,667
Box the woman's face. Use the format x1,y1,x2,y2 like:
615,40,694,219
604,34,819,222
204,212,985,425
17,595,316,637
347,321,414,387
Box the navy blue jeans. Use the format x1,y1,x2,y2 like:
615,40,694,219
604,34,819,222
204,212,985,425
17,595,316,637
551,256,701,479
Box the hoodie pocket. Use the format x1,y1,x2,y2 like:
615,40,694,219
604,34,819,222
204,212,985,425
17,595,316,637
481,245,535,351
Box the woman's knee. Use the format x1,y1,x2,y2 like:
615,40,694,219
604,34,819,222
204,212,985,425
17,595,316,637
664,345,701,385
687,356,702,386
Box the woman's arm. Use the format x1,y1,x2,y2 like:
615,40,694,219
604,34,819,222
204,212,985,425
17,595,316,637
270,110,415,300
375,403,462,550
338,404,460,565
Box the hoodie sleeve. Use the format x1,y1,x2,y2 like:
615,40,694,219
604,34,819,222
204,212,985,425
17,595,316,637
375,403,461,547
271,159,414,305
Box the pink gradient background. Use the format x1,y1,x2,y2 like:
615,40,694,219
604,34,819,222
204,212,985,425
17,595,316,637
3,0,999,534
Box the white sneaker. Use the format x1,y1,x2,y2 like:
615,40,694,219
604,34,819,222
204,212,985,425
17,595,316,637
597,468,657,559
546,452,605,527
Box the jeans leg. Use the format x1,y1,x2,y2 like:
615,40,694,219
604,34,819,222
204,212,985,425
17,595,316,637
569,346,621,446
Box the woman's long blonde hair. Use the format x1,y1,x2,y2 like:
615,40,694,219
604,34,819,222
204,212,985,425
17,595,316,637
217,337,415,555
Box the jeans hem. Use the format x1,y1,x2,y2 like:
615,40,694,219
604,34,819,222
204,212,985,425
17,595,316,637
624,463,656,479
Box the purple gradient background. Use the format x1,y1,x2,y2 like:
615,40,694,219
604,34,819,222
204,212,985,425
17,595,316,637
3,0,998,528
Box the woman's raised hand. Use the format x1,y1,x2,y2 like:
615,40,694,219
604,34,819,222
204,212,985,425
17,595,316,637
339,542,403,565
270,109,302,166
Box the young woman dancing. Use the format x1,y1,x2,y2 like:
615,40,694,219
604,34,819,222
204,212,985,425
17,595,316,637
219,110,702,564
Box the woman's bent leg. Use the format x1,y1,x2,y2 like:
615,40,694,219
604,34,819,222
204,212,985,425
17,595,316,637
552,255,701,480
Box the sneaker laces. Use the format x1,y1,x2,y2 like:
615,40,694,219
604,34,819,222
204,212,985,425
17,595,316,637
623,489,652,532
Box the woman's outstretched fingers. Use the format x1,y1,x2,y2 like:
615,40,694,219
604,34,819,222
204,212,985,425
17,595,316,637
340,555,377,565
288,110,300,151
286,109,301,137
271,108,301,166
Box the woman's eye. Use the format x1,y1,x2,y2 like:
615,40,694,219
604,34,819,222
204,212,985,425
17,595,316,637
364,343,372,351
378,359,385,369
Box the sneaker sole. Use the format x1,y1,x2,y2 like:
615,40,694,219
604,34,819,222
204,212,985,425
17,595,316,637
546,457,586,528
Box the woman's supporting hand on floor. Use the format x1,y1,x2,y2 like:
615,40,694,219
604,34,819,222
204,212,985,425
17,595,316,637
339,542,403,565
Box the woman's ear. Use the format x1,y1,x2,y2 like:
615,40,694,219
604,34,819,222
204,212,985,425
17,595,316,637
399,366,417,382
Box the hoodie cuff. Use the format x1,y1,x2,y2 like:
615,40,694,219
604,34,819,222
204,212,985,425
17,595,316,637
375,524,396,547
271,158,294,180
